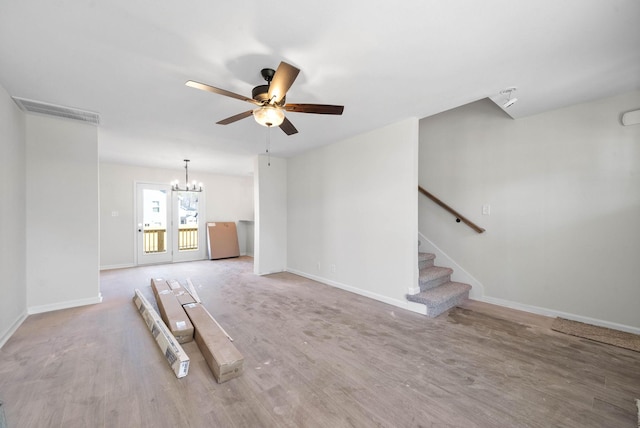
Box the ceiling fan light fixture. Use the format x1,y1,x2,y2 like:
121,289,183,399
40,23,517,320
186,61,342,136
253,105,285,127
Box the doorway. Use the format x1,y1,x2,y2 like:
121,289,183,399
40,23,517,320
172,190,205,263
136,183,206,265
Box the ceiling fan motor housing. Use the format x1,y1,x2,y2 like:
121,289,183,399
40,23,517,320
252,85,270,102
260,68,275,82
252,84,286,105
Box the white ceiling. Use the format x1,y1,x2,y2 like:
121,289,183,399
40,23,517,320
1,1,639,176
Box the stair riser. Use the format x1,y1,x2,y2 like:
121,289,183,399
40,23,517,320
419,274,451,292
411,252,472,318
418,253,436,270
419,259,434,270
425,290,470,318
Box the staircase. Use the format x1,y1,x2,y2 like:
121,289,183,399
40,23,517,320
406,252,472,317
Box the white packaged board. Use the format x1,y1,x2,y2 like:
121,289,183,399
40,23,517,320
133,289,190,378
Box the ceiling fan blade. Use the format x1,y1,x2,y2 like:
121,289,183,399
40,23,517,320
284,103,344,115
279,117,298,135
268,62,300,105
216,110,253,125
186,80,259,105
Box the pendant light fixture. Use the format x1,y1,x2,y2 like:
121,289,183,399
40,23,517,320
171,159,203,192
500,87,518,108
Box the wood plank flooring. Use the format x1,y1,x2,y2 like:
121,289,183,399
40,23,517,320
0,257,639,427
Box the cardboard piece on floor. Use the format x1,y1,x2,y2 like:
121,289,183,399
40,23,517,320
167,279,197,306
132,289,190,378
150,279,194,344
183,303,244,383
206,222,240,260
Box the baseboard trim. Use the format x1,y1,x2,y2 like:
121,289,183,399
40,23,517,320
28,294,103,315
256,268,286,276
477,295,640,335
407,285,421,295
287,268,417,314
100,263,135,271
406,301,428,315
0,310,28,349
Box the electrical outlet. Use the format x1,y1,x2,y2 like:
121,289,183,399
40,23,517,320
317,262,321,271
330,264,336,273
482,204,491,215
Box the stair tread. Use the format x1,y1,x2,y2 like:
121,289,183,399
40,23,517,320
418,252,436,261
408,282,471,305
419,266,453,280
411,251,472,317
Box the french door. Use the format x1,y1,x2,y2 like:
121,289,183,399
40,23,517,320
171,190,205,263
136,183,172,264
136,183,205,265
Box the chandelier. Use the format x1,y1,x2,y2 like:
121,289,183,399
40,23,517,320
171,159,203,192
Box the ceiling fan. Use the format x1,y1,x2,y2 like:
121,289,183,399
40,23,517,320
186,61,344,135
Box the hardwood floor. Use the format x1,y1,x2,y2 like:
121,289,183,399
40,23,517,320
1,257,639,427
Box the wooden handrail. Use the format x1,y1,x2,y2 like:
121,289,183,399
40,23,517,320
418,186,486,234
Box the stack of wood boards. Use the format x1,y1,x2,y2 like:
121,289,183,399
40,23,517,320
183,302,244,383
150,278,194,344
132,289,190,378
138,278,244,383
168,279,198,305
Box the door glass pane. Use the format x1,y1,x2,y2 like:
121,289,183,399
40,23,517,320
177,192,199,252
143,189,167,254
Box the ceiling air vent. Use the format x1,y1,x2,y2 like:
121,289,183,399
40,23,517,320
12,97,100,125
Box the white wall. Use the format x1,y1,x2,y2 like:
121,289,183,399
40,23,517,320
99,162,254,268
419,91,640,330
25,114,101,313
0,85,27,347
287,118,419,307
253,155,287,275
237,220,255,257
